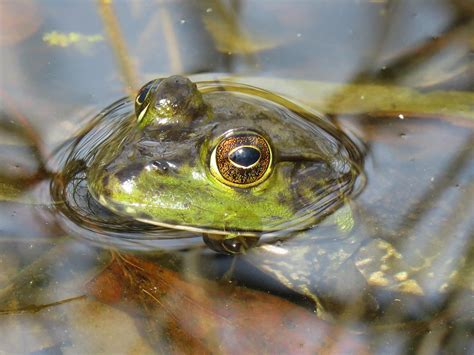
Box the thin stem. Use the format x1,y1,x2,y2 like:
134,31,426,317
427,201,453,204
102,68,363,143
97,0,139,96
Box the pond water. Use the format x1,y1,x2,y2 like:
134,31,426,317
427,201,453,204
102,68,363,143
0,0,473,353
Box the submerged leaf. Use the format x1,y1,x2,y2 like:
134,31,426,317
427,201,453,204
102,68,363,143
87,255,369,354
195,75,474,120
202,5,284,54
0,182,24,202
203,18,283,54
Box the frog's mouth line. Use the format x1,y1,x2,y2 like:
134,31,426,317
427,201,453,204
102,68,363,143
132,173,359,239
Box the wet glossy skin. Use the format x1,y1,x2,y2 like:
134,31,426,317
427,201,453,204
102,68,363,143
87,76,361,236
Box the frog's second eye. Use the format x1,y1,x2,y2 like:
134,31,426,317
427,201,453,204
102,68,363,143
134,80,156,117
210,131,273,188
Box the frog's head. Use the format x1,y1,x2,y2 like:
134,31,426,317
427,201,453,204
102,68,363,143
87,76,362,236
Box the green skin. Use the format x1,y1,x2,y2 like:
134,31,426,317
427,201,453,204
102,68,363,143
87,76,358,236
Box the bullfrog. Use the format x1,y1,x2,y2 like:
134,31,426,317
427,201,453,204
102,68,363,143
51,75,471,320
70,75,362,247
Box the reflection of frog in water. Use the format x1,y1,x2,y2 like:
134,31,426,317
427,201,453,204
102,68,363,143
54,75,471,320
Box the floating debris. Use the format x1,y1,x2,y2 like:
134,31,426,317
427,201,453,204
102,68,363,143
42,31,104,48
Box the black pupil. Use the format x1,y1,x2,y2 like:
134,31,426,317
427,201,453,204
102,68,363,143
136,82,152,104
229,147,261,168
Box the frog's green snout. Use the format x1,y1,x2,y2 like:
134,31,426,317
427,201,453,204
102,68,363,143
135,75,206,128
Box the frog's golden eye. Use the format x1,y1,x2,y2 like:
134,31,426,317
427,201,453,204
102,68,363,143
210,131,273,188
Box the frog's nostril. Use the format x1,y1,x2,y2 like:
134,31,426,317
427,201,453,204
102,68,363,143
151,161,168,171
149,160,179,174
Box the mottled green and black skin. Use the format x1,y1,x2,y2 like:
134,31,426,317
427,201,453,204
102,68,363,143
87,76,361,236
